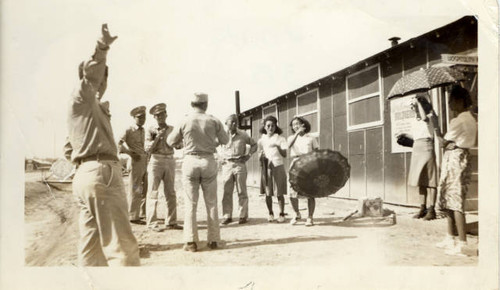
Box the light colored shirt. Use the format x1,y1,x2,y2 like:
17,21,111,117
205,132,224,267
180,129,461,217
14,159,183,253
145,124,175,156
66,41,118,163
444,111,477,149
167,112,229,154
288,134,318,158
412,119,434,140
221,129,257,160
258,134,287,166
119,125,146,155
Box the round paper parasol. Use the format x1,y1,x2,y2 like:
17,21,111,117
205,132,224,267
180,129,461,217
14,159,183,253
289,149,350,198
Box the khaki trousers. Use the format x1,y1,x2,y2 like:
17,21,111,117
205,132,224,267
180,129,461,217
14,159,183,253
128,155,147,220
221,161,248,219
146,154,177,226
72,160,140,266
182,154,220,243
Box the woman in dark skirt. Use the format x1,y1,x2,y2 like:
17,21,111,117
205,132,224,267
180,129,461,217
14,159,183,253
407,93,440,220
435,86,477,256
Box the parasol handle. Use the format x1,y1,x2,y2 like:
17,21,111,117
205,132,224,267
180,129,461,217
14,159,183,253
342,210,359,221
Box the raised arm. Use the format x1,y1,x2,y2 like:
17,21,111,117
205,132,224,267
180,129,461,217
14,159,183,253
76,24,118,103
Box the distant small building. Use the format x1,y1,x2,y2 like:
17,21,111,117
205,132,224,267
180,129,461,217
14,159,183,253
239,16,478,211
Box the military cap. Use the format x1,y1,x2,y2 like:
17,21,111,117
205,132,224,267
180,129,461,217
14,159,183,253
192,93,208,103
130,106,146,117
149,103,167,115
226,114,238,122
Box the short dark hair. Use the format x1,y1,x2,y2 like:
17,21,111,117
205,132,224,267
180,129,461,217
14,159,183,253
289,116,311,133
191,102,208,110
415,93,433,115
259,115,283,135
450,85,472,108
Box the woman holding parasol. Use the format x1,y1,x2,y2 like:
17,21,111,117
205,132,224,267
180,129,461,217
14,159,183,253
402,93,441,220
287,116,318,226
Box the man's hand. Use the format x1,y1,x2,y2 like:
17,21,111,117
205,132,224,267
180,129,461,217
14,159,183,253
99,24,118,46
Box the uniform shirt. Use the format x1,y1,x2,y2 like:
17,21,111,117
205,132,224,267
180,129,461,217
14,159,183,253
288,134,318,158
258,134,287,166
167,112,229,154
119,125,146,155
145,124,175,156
221,129,257,160
444,111,477,149
66,42,118,163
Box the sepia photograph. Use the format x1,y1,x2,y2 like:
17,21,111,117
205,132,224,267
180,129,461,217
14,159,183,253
1,0,498,289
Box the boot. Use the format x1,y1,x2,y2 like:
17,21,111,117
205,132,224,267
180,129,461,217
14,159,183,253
413,205,426,219
423,206,436,221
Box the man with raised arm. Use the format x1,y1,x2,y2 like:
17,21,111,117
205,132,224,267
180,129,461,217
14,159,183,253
66,24,140,266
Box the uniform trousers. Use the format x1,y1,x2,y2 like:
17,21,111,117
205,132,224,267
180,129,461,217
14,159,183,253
128,155,147,220
182,154,220,243
72,160,140,266
221,161,248,219
146,154,177,226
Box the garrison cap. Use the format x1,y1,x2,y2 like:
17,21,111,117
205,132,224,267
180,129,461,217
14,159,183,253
149,103,167,115
192,93,208,103
226,114,238,122
130,106,146,117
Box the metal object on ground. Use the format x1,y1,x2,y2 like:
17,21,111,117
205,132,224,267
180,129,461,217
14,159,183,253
289,149,350,198
387,67,466,99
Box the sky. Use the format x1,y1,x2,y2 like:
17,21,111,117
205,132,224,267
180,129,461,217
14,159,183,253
0,0,484,158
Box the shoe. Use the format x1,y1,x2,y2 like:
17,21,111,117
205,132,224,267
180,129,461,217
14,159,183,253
165,224,183,230
435,235,456,249
267,214,274,222
221,218,233,225
149,225,165,232
422,207,436,221
413,206,426,219
207,241,218,249
290,216,300,225
183,242,197,252
445,241,467,256
277,214,285,223
305,218,314,226
130,220,146,225
238,218,248,224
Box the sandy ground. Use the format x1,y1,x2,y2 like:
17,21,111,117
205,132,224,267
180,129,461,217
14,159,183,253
25,170,478,267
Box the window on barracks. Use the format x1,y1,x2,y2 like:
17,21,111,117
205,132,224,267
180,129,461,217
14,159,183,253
240,116,252,137
346,64,383,130
262,104,277,119
296,89,319,134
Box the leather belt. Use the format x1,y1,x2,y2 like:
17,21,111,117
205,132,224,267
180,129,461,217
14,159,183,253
186,152,213,156
226,157,244,162
77,153,119,165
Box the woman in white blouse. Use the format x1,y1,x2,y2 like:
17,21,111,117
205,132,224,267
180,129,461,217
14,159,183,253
435,85,477,256
287,117,319,226
257,116,287,223
407,93,440,220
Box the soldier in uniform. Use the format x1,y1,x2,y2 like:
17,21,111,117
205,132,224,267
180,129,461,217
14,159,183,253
66,24,140,266
145,103,182,231
167,93,229,252
220,114,257,225
118,106,148,224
